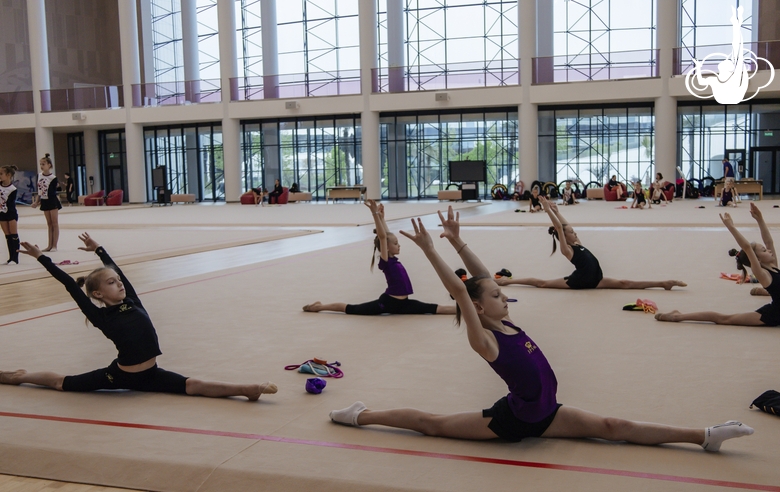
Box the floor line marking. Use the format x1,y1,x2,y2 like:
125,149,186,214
0,411,775,491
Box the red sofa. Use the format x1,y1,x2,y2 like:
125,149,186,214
106,190,123,206
653,181,675,201
603,182,627,201
269,187,289,204
240,190,257,205
83,190,106,206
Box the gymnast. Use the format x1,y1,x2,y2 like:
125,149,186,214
0,233,277,400
0,164,20,264
656,203,780,326
497,197,686,290
31,154,61,252
329,207,753,451
303,199,455,315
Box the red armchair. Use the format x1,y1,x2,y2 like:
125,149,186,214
269,187,289,204
655,181,675,201
240,191,256,205
603,182,627,201
106,190,123,206
83,190,106,206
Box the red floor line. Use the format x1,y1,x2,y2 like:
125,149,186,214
0,242,363,328
0,411,775,491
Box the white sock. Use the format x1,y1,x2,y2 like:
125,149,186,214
329,401,367,426
702,421,754,452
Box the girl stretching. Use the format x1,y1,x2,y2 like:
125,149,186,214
0,233,277,400
329,207,753,451
0,165,20,264
656,203,780,326
303,200,455,315
31,154,60,252
497,197,686,290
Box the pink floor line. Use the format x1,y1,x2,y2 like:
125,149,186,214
0,242,363,328
0,410,776,491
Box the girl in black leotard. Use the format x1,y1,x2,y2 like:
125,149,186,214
0,165,20,264
529,186,542,213
657,203,780,326
497,197,687,290
0,232,278,400
630,182,647,209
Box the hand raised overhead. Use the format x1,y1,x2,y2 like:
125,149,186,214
750,202,763,221
78,232,100,252
399,217,434,251
720,212,734,228
18,241,43,259
438,205,460,241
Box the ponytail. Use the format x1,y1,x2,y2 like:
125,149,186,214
548,226,558,255
729,248,750,283
370,231,380,271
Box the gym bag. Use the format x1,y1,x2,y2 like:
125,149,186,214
750,390,780,416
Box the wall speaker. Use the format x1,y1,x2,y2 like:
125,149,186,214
285,101,300,109
71,112,86,120
435,92,449,101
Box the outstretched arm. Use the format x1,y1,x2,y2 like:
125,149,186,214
438,206,490,278
750,203,775,263
365,200,388,261
542,197,574,260
78,232,140,303
400,219,498,361
721,213,772,287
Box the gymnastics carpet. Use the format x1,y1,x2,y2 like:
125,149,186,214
0,200,779,491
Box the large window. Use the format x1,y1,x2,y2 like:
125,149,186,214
680,0,754,74
380,110,518,199
144,124,224,202
241,116,362,199
538,106,655,187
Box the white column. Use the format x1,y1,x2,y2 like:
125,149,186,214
26,0,54,166
118,0,146,203
218,0,241,201
518,0,537,185
83,129,101,193
261,0,279,98
181,0,201,102
387,0,404,92
359,0,380,199
139,0,155,84
654,0,677,182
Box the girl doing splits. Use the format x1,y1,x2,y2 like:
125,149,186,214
657,203,780,326
329,207,752,451
0,233,277,400
497,197,686,290
303,200,455,315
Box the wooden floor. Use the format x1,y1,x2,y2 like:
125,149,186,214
0,474,138,491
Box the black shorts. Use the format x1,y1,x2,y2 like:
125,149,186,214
756,303,780,326
345,293,439,315
565,269,603,289
62,359,188,394
40,198,62,211
483,397,562,442
0,211,18,222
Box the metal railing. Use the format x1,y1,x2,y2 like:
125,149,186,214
231,69,362,101
40,86,123,112
0,91,34,115
132,79,222,107
674,41,780,76
372,60,519,92
532,50,658,84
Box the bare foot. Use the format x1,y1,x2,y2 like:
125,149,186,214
663,280,687,290
655,310,681,322
0,369,27,385
302,302,322,312
247,382,278,401
42,247,52,252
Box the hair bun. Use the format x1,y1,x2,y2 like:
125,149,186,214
728,248,739,257
76,276,86,287
44,153,50,158
548,226,556,235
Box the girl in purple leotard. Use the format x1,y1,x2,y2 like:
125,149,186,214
302,199,455,316
328,206,752,451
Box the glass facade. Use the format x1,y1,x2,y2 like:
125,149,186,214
380,110,518,199
241,116,362,199
98,130,128,198
144,124,225,202
538,106,655,187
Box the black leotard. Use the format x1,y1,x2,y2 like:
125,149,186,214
564,245,604,289
756,267,780,326
530,195,541,208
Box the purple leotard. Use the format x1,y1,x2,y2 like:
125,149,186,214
487,320,559,422
378,256,413,296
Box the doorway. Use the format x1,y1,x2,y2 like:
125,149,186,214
749,146,780,194
98,130,127,200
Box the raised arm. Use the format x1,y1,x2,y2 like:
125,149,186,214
78,232,140,303
542,197,574,260
19,241,103,323
400,219,498,361
720,213,772,287
365,200,388,261
750,203,775,262
438,206,490,278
